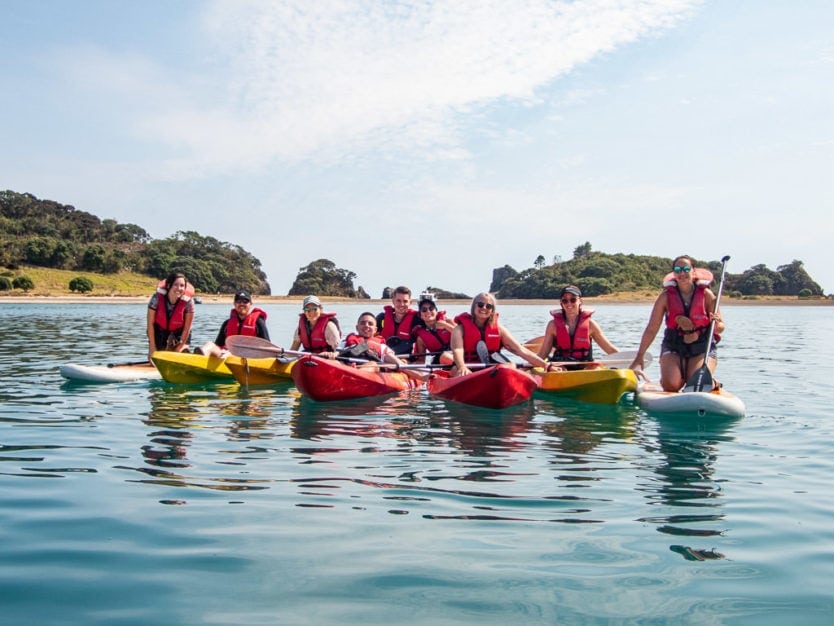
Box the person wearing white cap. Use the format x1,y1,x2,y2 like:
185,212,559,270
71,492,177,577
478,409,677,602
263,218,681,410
289,295,341,354
536,285,619,371
198,290,269,357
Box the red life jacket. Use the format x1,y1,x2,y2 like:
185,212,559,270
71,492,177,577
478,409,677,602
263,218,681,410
153,279,193,332
454,312,501,362
225,307,267,339
665,283,710,332
549,308,594,361
153,294,190,332
297,312,338,353
379,306,417,342
343,333,387,360
413,311,452,352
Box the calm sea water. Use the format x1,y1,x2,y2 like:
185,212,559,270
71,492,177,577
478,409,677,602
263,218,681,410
1,301,833,625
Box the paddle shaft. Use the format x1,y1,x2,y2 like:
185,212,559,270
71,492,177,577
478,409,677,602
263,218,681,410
108,360,152,367
686,254,730,392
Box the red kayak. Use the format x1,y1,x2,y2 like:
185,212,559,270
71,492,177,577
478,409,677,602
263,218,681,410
426,365,538,409
291,355,420,402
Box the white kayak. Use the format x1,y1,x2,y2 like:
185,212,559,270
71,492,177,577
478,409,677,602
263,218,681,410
636,382,745,418
60,362,161,383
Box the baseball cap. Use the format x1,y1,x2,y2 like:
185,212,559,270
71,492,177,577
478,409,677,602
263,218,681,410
234,290,251,302
302,295,321,308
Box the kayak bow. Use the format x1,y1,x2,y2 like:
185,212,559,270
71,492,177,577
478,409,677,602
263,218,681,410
427,365,538,409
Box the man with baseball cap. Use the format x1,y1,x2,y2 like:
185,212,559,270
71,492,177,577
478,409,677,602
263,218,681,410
198,290,270,357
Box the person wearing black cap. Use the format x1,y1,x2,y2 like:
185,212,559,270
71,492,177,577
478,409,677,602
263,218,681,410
536,285,620,370
198,290,269,357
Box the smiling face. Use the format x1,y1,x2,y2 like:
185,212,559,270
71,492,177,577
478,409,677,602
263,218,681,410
391,291,411,317
672,256,694,284
560,292,580,312
234,296,252,316
419,302,437,324
303,302,321,322
470,292,496,325
355,314,377,338
167,277,187,303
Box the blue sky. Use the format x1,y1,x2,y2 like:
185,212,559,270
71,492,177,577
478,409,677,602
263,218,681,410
2,0,832,295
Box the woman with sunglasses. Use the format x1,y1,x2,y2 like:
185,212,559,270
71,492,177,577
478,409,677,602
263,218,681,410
412,293,456,364
290,295,341,354
536,285,620,371
450,292,549,376
630,255,725,391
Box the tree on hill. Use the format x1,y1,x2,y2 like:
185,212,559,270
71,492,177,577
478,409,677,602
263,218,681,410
1,190,269,294
288,259,360,297
493,244,823,298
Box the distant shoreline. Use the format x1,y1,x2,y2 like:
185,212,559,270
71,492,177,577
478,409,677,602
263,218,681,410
1,294,831,306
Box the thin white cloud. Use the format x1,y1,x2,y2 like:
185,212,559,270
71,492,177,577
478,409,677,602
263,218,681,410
94,0,702,178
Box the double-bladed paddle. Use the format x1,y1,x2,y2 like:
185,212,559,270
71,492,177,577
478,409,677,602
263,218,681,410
225,335,309,359
684,254,730,393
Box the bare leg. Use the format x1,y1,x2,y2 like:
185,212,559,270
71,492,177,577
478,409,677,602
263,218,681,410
659,352,686,391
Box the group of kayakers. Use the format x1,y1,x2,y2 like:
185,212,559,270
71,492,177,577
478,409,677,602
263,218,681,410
147,253,725,391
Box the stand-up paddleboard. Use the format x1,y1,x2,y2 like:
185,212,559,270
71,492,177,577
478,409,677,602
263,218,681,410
60,362,161,383
636,382,745,418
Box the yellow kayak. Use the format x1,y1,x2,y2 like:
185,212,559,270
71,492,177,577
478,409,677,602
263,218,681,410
150,351,235,384
536,367,638,404
224,355,295,386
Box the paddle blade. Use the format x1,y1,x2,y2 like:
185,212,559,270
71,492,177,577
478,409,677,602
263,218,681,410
476,340,491,364
225,335,283,358
684,366,713,393
491,351,512,364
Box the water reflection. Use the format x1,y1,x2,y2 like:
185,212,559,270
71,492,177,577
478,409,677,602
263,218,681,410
538,399,637,457
443,401,534,455
113,383,276,499
637,414,741,561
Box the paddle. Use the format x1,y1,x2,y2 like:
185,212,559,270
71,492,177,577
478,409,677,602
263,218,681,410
684,255,730,393
227,335,391,367
476,340,511,364
225,335,309,359
108,360,152,368
515,348,651,369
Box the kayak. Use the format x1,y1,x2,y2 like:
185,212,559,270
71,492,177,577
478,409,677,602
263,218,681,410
426,365,538,409
536,367,638,404
291,354,420,402
636,382,745,418
150,351,235,384
60,362,161,383
224,355,295,386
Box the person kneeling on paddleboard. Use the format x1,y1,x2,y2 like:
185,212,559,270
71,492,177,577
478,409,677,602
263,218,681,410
630,255,725,391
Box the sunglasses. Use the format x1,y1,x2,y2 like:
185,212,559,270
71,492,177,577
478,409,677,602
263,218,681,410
561,297,577,304
304,306,319,312
420,306,436,313
234,299,250,304
673,265,693,273
475,301,494,310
